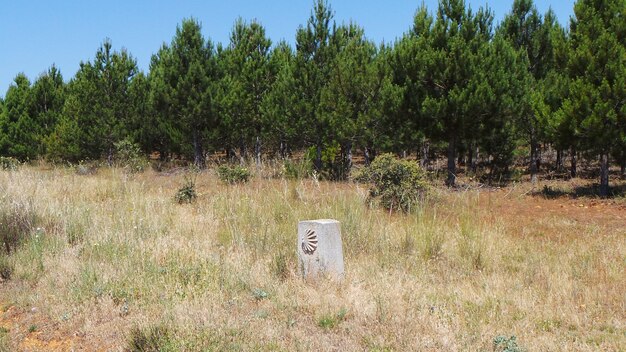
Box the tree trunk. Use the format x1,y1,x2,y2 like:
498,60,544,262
420,140,429,168
599,153,609,197
345,142,352,175
471,146,479,173
279,140,287,160
254,136,261,168
314,143,322,172
570,147,577,178
192,129,205,168
446,136,456,187
556,149,563,172
530,139,539,184
107,145,114,167
467,144,473,173
239,139,246,165
364,147,371,166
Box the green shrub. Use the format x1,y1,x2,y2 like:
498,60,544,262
114,138,148,173
317,308,348,330
283,159,312,180
0,157,19,171
493,335,524,352
217,165,251,184
354,153,428,212
127,325,175,352
175,174,197,204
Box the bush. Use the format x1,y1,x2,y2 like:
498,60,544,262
217,165,251,184
283,159,312,180
0,157,19,171
175,174,197,204
127,325,174,352
0,201,38,254
354,153,428,212
114,138,148,173
493,335,524,352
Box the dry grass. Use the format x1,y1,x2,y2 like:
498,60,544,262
0,166,624,351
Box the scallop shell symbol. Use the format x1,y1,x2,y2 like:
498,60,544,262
301,229,318,255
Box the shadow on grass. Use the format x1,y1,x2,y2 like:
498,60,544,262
533,183,626,199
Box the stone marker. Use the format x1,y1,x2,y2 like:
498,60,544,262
297,219,344,280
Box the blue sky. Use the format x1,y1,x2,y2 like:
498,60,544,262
0,1,575,97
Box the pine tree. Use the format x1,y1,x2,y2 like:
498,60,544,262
52,39,138,162
220,18,272,166
31,65,65,156
149,19,218,168
389,5,434,163
292,0,338,171
261,41,297,158
422,0,493,186
500,0,567,183
564,0,626,196
0,74,38,160
321,23,400,178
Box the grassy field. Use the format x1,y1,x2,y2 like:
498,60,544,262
0,166,624,351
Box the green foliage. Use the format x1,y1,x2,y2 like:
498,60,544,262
55,39,139,162
493,335,524,352
252,288,269,301
127,325,175,352
283,159,312,180
354,153,428,212
149,18,217,168
175,174,197,204
0,74,38,161
0,157,19,170
562,0,626,195
219,18,272,165
317,308,348,330
114,138,148,173
2,0,626,188
217,165,251,184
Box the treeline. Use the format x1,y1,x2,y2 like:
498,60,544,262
0,0,624,195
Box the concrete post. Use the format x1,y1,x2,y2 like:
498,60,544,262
297,219,344,280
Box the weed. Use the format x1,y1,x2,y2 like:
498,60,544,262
283,159,312,179
175,174,197,204
0,157,19,171
217,165,251,184
127,325,175,352
318,308,348,330
252,288,269,301
28,325,37,333
270,252,289,280
493,335,524,352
